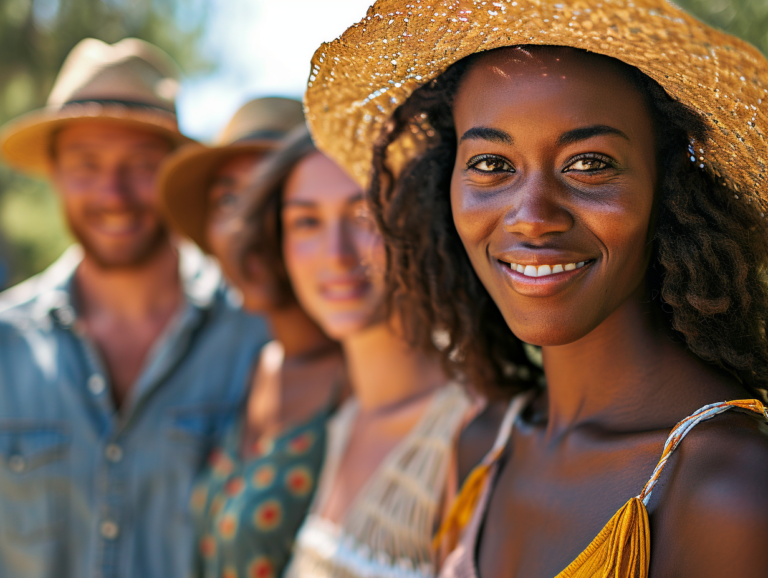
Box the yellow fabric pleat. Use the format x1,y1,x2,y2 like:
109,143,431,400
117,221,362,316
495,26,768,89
432,446,503,552
436,398,766,577
557,497,650,578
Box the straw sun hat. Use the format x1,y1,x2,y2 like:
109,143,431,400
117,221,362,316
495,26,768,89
158,97,304,252
0,37,192,175
305,0,768,209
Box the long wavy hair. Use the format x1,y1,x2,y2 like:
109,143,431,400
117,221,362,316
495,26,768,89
369,46,768,398
234,126,316,306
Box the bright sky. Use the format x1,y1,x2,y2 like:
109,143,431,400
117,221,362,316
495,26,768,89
177,0,373,141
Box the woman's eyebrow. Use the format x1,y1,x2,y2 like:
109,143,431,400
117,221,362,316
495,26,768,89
459,127,514,145
558,125,629,146
282,199,317,208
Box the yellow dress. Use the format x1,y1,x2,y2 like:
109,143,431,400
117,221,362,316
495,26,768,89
435,398,768,578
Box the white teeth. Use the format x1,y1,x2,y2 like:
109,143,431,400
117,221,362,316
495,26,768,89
506,261,589,277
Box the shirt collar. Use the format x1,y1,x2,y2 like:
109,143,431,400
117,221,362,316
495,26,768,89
30,243,222,323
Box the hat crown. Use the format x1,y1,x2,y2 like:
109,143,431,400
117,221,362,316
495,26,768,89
47,38,181,113
217,97,304,145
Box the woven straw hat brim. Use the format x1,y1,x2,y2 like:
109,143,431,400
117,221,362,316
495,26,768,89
158,141,278,253
0,102,193,175
305,0,768,209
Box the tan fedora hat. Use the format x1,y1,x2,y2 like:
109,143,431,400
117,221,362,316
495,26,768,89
305,0,768,206
0,37,193,175
158,97,304,252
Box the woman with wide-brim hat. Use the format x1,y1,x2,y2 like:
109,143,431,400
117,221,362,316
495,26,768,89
303,0,768,576
158,99,347,578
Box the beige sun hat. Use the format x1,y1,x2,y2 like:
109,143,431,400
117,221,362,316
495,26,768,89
158,97,305,252
305,0,768,209
0,37,193,175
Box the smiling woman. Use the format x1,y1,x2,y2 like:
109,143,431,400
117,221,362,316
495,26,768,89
304,0,768,576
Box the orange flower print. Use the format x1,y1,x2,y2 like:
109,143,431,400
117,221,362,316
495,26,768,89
252,465,276,489
209,495,226,518
210,450,234,478
199,535,216,559
285,465,314,498
190,485,208,512
253,499,283,532
287,432,315,455
247,556,275,578
223,567,238,578
225,476,246,497
218,513,238,540
251,437,274,457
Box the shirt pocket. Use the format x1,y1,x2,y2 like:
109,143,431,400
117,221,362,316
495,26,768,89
0,423,71,540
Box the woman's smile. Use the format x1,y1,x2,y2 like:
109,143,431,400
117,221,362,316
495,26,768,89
494,256,595,297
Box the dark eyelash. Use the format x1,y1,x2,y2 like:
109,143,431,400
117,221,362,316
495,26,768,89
465,154,513,171
565,153,617,171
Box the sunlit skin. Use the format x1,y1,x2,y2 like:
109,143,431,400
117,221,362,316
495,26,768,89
204,152,344,448
52,121,173,268
282,151,387,340
206,152,280,311
282,152,450,525
48,120,181,406
450,47,768,578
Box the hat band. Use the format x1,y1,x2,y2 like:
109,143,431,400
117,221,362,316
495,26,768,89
62,98,176,117
232,129,289,144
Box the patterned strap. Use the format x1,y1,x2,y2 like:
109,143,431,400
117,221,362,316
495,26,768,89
432,390,535,551
638,399,768,505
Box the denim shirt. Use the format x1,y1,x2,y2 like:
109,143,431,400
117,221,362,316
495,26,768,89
0,245,268,578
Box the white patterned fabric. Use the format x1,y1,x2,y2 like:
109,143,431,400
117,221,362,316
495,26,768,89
285,383,472,578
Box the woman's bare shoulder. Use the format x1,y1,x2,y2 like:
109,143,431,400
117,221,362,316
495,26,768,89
651,410,768,577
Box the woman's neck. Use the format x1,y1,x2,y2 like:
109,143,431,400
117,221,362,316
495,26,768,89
541,286,743,436
267,304,338,359
342,319,447,412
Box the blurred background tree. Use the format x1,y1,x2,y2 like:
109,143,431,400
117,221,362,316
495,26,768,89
0,0,211,286
678,0,768,55
0,0,764,287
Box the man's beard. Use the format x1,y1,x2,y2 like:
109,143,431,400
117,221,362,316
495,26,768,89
68,220,172,271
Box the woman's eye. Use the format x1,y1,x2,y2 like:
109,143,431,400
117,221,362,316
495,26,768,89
564,156,613,173
215,192,239,209
290,217,320,230
468,155,514,173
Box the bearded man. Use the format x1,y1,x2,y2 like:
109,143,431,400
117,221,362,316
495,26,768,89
0,39,267,578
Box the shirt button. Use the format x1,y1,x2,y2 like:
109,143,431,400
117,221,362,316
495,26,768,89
8,455,25,473
88,374,106,395
100,520,119,540
56,306,76,326
105,444,123,463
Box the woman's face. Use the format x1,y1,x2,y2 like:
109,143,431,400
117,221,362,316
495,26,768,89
450,47,658,346
206,152,281,312
282,152,386,340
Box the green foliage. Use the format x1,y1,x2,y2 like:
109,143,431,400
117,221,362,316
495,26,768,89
0,0,211,286
677,0,768,55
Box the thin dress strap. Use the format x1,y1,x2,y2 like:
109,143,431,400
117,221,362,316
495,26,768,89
434,390,536,565
639,399,768,505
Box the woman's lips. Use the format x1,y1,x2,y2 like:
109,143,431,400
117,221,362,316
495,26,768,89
495,258,595,297
318,278,371,302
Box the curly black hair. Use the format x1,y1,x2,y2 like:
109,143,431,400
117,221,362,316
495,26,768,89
369,46,768,398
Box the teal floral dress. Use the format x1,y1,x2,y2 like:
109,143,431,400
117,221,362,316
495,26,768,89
190,404,331,578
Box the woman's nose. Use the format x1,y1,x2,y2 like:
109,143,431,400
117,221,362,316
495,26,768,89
502,174,573,239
